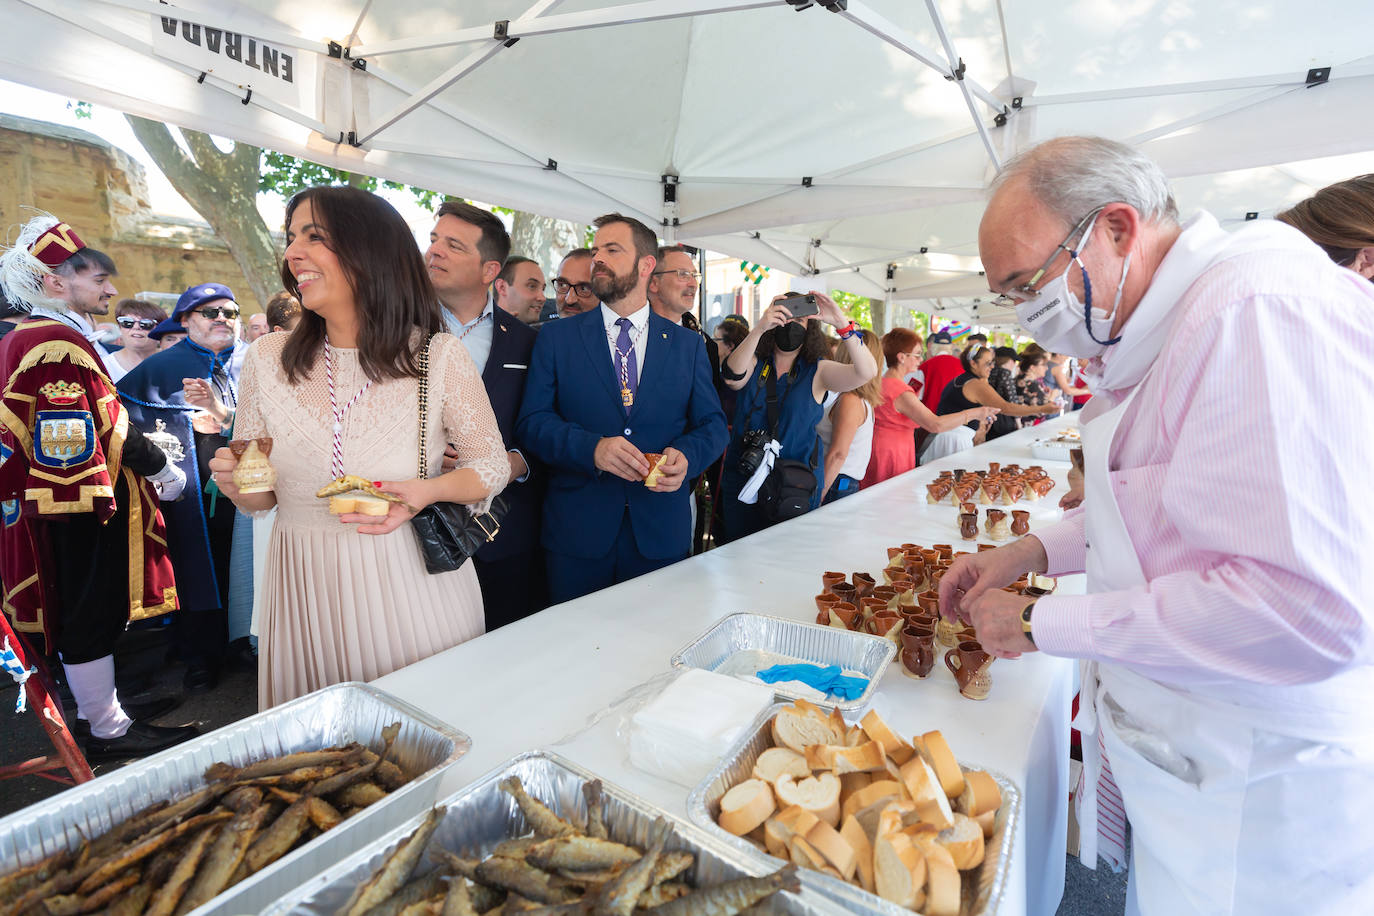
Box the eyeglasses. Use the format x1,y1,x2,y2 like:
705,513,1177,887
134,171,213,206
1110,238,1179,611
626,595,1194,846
652,269,701,281
554,279,593,297
117,317,159,330
196,306,240,320
990,206,1105,309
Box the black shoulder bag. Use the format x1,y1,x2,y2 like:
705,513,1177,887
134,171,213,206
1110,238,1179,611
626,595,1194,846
410,335,508,574
757,366,820,523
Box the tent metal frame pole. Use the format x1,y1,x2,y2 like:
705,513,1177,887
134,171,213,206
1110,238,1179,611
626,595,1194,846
357,0,567,146
835,1,1003,112
345,0,376,54
1028,66,1374,107
922,0,1002,171
88,0,325,54
1128,84,1294,149
360,0,776,58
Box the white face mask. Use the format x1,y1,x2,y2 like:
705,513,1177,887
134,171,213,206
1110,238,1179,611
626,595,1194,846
1015,213,1131,359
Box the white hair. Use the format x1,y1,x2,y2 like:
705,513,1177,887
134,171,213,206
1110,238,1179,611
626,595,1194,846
993,136,1179,228
0,210,64,313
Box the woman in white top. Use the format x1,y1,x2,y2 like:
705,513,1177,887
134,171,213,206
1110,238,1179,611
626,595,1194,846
818,329,883,503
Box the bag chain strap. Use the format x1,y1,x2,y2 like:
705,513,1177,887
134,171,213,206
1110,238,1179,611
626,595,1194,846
417,335,431,481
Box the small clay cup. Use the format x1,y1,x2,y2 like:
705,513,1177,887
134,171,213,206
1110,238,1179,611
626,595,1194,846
933,544,954,561
900,625,937,679
852,572,876,599
917,590,940,616
830,581,857,604
886,547,906,567
860,596,888,621
988,461,1000,475
935,615,962,648
872,585,899,609
958,512,979,540
822,571,847,593
945,640,994,700
869,611,903,639
830,602,860,630
1011,510,1031,537
814,592,841,624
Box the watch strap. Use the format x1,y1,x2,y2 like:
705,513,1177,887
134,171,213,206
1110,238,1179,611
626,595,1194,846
1020,598,1037,647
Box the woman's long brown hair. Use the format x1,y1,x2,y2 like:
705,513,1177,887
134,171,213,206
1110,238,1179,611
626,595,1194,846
279,186,443,384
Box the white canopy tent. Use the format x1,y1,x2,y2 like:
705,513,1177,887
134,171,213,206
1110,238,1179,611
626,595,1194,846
4,0,1373,325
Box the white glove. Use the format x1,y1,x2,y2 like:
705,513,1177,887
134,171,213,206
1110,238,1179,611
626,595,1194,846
148,460,186,502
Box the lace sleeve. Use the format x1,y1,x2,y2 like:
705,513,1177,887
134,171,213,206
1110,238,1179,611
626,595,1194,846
232,342,268,440
434,334,510,512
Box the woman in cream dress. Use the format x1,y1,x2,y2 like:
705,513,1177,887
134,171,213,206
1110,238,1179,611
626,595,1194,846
210,187,509,709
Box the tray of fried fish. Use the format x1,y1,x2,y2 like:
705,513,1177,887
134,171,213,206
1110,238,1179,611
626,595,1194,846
0,682,468,916
262,749,849,916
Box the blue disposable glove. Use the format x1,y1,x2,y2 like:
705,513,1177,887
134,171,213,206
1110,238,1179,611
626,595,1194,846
756,663,869,701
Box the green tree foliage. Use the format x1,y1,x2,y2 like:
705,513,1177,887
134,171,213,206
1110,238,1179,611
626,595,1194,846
259,151,443,209
829,289,872,328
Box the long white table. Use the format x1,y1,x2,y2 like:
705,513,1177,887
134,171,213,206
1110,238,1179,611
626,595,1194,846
375,414,1081,916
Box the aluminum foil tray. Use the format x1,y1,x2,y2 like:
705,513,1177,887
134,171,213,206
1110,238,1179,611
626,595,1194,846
687,703,1021,916
670,613,896,712
264,749,846,916
0,682,469,916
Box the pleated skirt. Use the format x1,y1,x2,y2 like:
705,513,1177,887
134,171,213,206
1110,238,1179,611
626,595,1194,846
257,520,485,710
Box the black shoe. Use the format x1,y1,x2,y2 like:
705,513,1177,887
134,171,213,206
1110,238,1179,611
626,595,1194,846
225,637,257,672
183,662,219,694
85,721,200,762
121,694,182,722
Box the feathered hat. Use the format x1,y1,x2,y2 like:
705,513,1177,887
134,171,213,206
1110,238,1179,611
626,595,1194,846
0,211,88,312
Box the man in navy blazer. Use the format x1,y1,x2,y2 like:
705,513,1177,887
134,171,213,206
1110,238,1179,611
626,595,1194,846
518,214,727,603
427,202,544,629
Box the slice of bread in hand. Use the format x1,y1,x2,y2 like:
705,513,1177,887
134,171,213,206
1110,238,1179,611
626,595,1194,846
915,731,964,799
753,747,811,785
936,812,985,870
860,710,915,765
330,493,391,516
899,757,954,830
775,772,841,827
719,778,776,836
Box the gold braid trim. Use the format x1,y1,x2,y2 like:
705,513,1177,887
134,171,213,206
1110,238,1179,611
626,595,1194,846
100,392,126,483
2,574,45,634
24,485,114,514
4,340,109,393
124,467,177,620
0,394,35,453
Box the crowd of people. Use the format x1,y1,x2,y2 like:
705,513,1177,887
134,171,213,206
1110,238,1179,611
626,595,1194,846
4,135,1374,915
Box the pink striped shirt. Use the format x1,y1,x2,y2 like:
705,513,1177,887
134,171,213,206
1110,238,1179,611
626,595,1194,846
1033,247,1374,689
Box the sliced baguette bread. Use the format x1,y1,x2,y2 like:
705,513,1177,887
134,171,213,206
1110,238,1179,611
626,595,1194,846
898,756,954,830
936,812,985,870
804,740,887,774
840,815,875,893
719,778,775,836
805,819,859,881
753,747,811,784
775,772,841,827
956,769,1003,818
873,831,927,910
771,701,843,754
859,710,915,765
911,832,960,916
841,779,902,823
915,730,965,799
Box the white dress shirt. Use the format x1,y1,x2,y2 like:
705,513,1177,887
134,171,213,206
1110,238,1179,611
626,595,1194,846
443,294,495,376
600,301,650,384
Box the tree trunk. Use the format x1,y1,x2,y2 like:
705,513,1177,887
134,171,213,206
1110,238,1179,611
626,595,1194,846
124,116,281,307
510,210,585,284
869,297,887,336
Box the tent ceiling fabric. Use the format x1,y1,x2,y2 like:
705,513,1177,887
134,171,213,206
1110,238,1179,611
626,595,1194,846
5,0,1374,319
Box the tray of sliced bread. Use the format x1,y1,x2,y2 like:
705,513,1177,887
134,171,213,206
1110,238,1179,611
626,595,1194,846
687,700,1019,916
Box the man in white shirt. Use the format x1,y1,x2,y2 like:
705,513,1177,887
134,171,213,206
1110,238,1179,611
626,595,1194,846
495,256,548,326
425,201,544,628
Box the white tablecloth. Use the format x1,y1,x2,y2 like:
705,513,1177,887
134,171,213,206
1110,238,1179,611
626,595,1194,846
374,414,1082,916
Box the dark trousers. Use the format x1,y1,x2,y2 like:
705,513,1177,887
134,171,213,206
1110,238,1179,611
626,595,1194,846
545,511,678,604
474,549,548,631
47,512,131,665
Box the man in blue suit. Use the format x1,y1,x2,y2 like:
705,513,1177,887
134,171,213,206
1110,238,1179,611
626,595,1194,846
427,201,544,629
518,214,728,603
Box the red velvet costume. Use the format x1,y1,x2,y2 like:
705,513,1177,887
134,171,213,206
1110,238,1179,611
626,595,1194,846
0,319,176,648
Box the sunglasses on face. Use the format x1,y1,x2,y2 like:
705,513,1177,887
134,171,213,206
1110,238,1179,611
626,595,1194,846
117,317,159,330
196,306,240,320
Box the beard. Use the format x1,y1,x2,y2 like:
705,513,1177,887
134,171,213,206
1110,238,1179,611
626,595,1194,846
590,261,640,304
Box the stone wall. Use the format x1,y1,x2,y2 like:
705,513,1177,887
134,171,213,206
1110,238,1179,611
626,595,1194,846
0,114,266,314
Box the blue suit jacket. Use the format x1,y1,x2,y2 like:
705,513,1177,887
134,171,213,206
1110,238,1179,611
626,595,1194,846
517,307,727,561
477,305,539,562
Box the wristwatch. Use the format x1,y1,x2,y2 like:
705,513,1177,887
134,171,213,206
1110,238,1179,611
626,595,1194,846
1020,598,1037,647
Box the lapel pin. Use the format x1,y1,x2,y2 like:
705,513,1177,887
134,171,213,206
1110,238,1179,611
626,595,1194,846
662,332,668,339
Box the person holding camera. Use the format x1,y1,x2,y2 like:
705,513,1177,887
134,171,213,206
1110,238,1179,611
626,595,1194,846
717,292,878,542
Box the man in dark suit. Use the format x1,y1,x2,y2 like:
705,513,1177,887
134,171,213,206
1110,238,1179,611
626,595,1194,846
518,214,728,603
426,201,544,629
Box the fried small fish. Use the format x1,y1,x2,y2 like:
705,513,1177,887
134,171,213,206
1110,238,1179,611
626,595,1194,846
74,811,232,896
104,882,153,916
499,778,578,839
240,797,313,876
342,806,446,916
636,881,690,908
334,782,389,809
311,724,401,799
491,838,541,860
357,869,450,916
525,837,641,872
204,744,366,783
643,866,798,916
474,857,577,906
582,781,607,841
177,802,274,914
144,824,220,916
306,797,345,832
441,878,479,916
593,819,669,916
222,786,264,813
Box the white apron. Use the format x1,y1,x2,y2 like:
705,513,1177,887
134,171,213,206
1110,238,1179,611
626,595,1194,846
1073,379,1374,915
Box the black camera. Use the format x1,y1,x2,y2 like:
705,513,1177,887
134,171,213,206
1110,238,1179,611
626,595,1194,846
738,428,770,476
